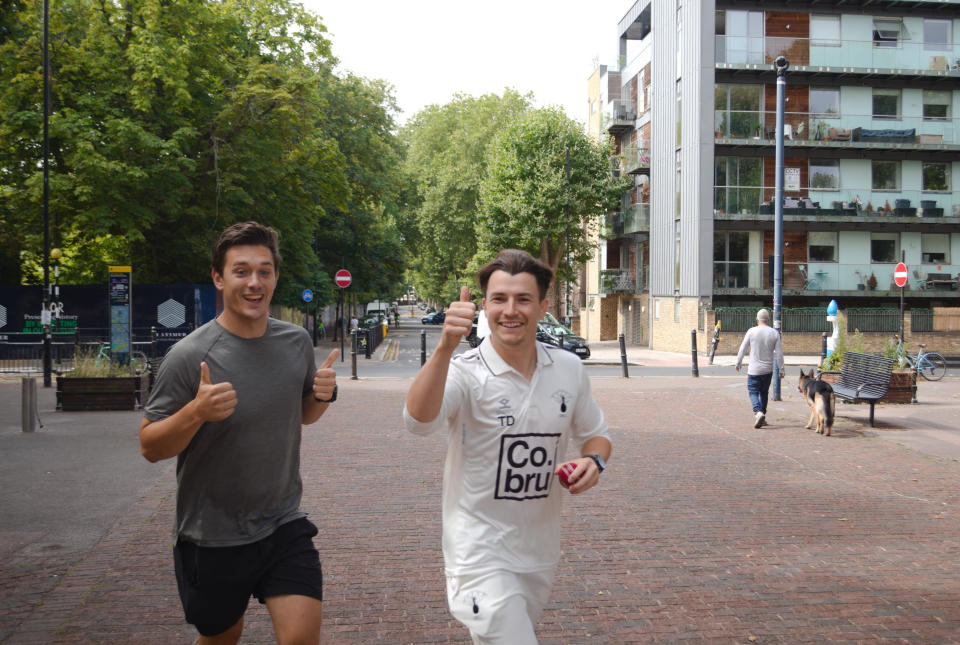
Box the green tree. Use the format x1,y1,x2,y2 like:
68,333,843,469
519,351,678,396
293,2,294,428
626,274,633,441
399,90,531,303
477,108,627,312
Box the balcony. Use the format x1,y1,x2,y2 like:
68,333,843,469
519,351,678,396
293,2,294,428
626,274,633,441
716,35,960,76
714,109,960,151
624,202,650,234
714,185,960,224
600,269,639,295
605,99,636,136
620,143,650,175
713,261,959,296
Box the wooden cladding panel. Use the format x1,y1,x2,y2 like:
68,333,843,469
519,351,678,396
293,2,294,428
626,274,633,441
765,12,809,38
763,157,808,202
764,230,809,289
763,84,809,141
765,12,810,65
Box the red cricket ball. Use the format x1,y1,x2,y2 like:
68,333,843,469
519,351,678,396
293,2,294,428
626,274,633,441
556,462,577,487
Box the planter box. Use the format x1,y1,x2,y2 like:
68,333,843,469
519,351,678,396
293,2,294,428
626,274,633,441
819,370,914,404
57,375,148,411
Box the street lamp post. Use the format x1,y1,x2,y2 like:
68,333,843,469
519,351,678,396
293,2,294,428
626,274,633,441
772,56,789,401
565,148,571,325
41,0,52,388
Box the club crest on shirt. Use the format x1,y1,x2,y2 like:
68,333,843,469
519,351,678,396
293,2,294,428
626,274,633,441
550,390,573,416
494,433,561,500
497,397,511,412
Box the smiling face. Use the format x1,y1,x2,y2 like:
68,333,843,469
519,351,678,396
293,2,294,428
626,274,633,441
212,244,277,337
482,270,549,352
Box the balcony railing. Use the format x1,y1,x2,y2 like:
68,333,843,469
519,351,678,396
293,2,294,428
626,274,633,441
717,35,960,73
713,261,959,293
714,185,959,219
624,202,650,234
714,109,960,145
600,269,639,295
620,143,651,174
605,99,636,134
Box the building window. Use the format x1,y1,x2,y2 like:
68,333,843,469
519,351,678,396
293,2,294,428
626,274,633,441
714,231,750,288
923,90,951,120
811,14,841,46
809,232,838,262
871,233,899,263
715,10,764,64
921,233,950,264
715,156,762,214
924,19,951,51
922,162,950,192
714,84,762,138
809,159,840,190
872,160,900,190
872,88,900,119
810,88,840,118
873,18,903,48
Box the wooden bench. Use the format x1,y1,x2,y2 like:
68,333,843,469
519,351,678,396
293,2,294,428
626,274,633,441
831,352,895,427
923,272,959,290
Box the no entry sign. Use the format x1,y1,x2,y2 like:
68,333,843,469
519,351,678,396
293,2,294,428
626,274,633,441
893,262,908,288
335,269,352,288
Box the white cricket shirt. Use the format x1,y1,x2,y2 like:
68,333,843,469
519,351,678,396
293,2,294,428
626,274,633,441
404,340,610,576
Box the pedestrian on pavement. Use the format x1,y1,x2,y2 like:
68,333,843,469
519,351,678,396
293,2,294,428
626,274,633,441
350,315,358,333
317,316,325,340
735,308,785,428
403,249,612,645
138,221,338,645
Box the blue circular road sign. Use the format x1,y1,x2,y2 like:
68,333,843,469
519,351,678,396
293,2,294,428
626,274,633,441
302,288,313,303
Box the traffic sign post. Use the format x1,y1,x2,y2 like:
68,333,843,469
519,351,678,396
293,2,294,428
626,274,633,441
895,258,907,341
335,269,352,361
302,289,313,338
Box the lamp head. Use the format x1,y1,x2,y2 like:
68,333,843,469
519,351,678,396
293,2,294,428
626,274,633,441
774,56,789,75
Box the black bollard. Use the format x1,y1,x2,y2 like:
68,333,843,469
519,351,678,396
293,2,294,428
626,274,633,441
420,329,427,367
820,332,827,365
691,329,699,377
350,330,358,380
618,333,629,378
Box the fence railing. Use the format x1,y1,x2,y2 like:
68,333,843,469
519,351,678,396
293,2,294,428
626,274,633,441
0,327,174,374
714,307,908,333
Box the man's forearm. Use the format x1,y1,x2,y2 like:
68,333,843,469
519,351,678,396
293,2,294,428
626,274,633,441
405,343,457,423
139,402,204,463
581,436,612,461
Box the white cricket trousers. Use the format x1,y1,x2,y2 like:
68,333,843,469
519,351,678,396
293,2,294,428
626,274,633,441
446,568,555,645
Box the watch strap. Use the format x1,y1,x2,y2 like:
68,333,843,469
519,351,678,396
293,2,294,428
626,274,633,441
586,454,606,472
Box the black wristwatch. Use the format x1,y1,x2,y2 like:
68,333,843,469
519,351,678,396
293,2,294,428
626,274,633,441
586,454,606,473
314,384,337,403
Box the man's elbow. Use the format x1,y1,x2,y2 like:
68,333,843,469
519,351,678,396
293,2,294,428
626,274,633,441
140,443,166,463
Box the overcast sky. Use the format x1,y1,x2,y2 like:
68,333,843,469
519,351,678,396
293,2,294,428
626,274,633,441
301,0,634,125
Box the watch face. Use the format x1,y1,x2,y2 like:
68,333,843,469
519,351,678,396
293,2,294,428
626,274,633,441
590,454,606,471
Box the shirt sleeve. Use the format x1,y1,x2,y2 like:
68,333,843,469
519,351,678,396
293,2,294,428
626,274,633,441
403,364,468,436
143,344,199,422
303,335,318,397
775,332,785,372
736,328,752,368
571,363,610,451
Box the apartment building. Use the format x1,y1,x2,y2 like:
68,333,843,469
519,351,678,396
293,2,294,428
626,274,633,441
587,0,960,351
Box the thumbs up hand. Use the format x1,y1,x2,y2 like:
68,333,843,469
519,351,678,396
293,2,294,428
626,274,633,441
312,349,339,402
439,285,476,351
195,361,237,422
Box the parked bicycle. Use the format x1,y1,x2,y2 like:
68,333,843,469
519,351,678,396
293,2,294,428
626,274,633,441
95,343,149,370
893,335,947,381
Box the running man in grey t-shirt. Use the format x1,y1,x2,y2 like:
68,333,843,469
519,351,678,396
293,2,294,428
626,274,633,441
139,221,338,645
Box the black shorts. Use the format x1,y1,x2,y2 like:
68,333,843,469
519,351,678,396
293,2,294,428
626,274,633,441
173,517,323,637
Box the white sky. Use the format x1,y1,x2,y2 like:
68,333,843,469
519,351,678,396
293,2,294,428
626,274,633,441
301,0,635,125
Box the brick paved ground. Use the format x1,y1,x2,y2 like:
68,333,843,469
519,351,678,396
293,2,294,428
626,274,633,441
3,374,960,644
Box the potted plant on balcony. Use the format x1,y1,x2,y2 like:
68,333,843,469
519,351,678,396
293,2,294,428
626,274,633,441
867,273,878,290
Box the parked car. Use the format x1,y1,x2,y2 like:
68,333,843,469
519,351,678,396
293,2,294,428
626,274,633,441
536,313,590,359
421,311,445,324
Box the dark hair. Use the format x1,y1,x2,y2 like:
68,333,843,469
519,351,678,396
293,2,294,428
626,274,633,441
477,249,553,300
212,221,281,275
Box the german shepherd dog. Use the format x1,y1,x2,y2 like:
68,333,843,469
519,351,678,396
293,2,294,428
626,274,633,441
798,369,836,436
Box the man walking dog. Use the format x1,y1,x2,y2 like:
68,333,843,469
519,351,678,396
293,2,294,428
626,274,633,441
735,308,785,428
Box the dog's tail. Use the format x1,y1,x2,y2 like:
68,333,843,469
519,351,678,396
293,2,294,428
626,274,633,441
825,391,835,429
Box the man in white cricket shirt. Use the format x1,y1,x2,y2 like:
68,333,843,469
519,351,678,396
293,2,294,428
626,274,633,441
404,249,612,644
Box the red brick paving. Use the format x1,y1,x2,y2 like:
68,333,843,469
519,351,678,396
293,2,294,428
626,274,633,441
4,375,960,643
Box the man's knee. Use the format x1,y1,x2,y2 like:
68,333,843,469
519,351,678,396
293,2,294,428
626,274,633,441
196,616,243,645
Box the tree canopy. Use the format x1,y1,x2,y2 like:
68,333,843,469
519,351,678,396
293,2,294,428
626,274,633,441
0,0,407,308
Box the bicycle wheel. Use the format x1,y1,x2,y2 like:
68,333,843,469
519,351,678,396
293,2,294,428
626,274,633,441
917,352,947,381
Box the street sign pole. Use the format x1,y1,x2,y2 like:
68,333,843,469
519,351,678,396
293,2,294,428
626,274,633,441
897,254,907,341
334,269,352,362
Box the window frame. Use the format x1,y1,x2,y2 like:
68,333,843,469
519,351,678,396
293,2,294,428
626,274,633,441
922,162,951,193
809,159,840,190
921,233,951,264
922,90,951,121
810,14,841,47
872,160,901,191
808,231,838,263
873,18,903,49
870,233,900,264
923,18,952,51
872,88,901,120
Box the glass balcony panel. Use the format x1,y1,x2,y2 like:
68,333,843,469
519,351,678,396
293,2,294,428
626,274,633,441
714,109,960,144
725,35,960,72
718,260,959,292
714,184,960,217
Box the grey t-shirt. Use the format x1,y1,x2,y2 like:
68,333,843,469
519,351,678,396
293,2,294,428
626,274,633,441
144,318,316,546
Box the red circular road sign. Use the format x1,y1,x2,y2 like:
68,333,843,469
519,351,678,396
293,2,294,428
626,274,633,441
334,269,352,288
893,262,908,288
